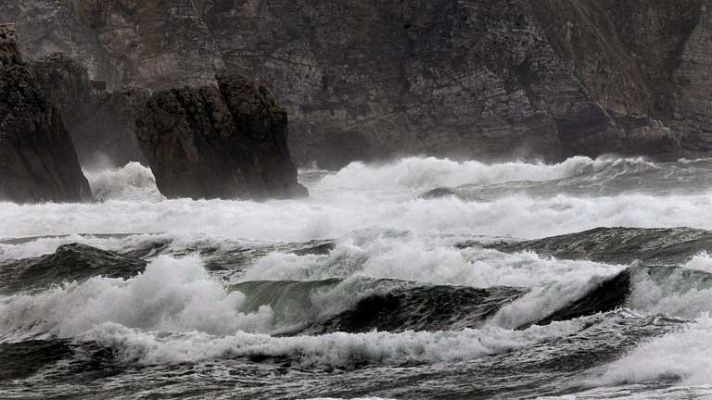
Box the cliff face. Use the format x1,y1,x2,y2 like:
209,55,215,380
135,74,307,200
3,1,711,168
0,24,91,203
670,3,712,154
31,54,149,166
0,0,223,90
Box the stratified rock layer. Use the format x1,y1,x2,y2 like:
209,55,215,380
3,1,712,168
0,24,91,203
135,74,306,200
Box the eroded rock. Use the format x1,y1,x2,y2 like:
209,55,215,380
136,74,306,200
3,2,712,167
30,53,149,166
0,24,91,203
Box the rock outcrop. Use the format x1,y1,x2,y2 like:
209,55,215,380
135,74,307,200
30,54,149,166
0,24,91,203
3,1,712,168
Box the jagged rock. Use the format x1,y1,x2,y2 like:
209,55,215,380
135,74,307,200
4,1,712,167
0,24,91,203
30,53,149,166
0,1,222,91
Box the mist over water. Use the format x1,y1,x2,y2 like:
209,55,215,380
3,156,712,399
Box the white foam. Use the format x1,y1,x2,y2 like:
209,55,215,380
0,233,178,261
2,156,712,350
240,233,625,328
314,156,599,194
87,316,589,366
626,268,712,320
1,156,711,242
0,233,624,355
590,315,712,386
84,162,164,202
682,251,712,274
0,234,89,260
2,189,711,244
0,255,274,341
241,233,622,285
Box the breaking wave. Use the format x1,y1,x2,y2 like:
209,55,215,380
84,162,164,202
589,315,712,386
4,156,712,398
314,155,604,193
2,156,712,244
88,317,589,367
0,255,274,341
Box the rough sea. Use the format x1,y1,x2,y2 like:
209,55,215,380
3,156,712,399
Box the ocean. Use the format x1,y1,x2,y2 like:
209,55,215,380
2,156,712,399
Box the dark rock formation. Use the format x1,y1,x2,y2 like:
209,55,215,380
0,22,20,66
0,1,222,90
3,1,712,167
135,74,307,200
0,24,91,203
30,54,149,166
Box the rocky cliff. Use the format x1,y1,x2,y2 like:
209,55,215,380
135,74,307,200
0,24,91,203
31,54,149,166
3,1,711,168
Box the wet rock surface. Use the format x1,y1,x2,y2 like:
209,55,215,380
136,74,306,200
0,24,90,203
30,54,149,167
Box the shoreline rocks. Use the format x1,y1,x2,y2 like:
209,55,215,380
136,74,307,200
0,24,91,203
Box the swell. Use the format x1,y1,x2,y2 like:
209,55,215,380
422,158,712,201
485,227,712,265
2,226,712,375
0,244,145,294
0,340,74,382
232,263,699,335
3,226,712,338
294,284,525,334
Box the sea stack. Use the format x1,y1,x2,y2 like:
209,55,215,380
135,74,307,200
0,23,91,203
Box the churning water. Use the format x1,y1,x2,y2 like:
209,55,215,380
3,156,712,399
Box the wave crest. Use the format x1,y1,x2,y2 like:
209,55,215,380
85,162,164,202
